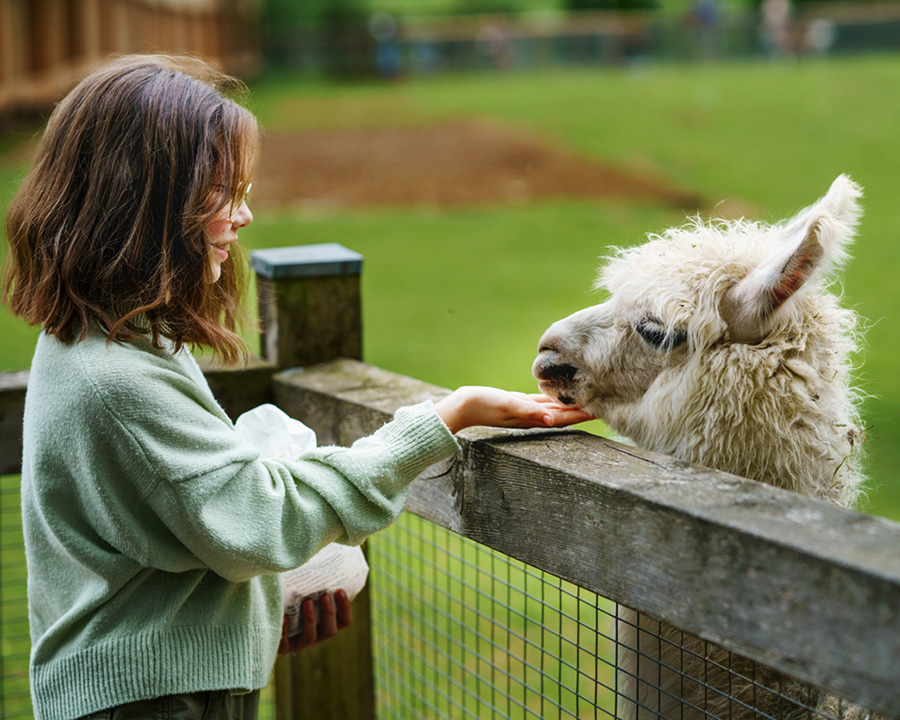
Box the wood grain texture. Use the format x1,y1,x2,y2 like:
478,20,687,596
274,357,900,718
257,274,362,370
195,356,276,421
0,370,28,475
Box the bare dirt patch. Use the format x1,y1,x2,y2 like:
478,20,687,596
253,120,703,212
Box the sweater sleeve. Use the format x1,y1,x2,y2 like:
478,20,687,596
145,401,458,582
67,338,459,582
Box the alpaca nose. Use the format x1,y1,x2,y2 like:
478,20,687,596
532,347,577,383
534,325,569,378
532,348,555,381
537,325,563,355
542,361,578,382
533,351,578,382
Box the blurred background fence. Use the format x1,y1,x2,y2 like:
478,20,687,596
7,0,900,123
262,6,900,78
0,0,259,124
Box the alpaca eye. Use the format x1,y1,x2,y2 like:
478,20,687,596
635,317,687,351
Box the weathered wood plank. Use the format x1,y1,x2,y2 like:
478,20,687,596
0,370,28,475
274,357,900,718
0,359,277,475
195,356,276,421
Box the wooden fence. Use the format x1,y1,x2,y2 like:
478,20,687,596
0,0,260,124
1,243,899,718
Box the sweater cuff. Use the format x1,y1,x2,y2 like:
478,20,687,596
373,400,460,492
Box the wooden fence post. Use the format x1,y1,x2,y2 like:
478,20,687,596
252,244,363,371
250,244,375,720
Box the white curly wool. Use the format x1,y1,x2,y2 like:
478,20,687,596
533,175,869,719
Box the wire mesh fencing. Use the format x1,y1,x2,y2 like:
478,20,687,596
1,473,30,720
369,510,617,718
0,473,880,720
368,511,856,720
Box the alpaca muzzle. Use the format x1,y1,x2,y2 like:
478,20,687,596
532,351,580,404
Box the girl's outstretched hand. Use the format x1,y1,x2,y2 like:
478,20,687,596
434,387,593,434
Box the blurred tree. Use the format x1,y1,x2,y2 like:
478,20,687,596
565,0,660,9
453,0,524,14
261,0,371,29
261,0,374,76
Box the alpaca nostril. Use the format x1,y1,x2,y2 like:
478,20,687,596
540,363,578,383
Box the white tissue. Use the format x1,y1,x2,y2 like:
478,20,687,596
234,403,317,460
281,544,369,636
233,403,369,637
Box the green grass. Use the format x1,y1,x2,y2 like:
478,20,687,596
1,475,32,719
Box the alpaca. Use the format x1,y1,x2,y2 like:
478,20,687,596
532,175,867,719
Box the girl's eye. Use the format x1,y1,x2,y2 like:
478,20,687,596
213,182,251,209
235,183,252,208
635,317,687,351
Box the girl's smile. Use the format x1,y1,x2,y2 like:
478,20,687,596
207,191,252,282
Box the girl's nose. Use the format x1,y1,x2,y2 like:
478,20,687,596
232,201,253,228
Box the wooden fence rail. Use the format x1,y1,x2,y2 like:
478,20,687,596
2,244,899,718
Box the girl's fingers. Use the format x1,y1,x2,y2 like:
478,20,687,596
556,408,595,424
508,396,593,428
437,386,593,433
317,593,338,640
334,589,354,629
277,591,356,654
298,597,318,647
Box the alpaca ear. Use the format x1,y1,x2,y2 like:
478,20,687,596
720,175,862,343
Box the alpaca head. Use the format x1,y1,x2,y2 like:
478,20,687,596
533,175,864,503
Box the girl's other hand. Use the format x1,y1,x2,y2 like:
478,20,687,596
434,387,593,434
278,589,354,654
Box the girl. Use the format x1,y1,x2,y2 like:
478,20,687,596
3,55,590,720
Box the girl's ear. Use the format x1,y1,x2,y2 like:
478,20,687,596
719,174,862,344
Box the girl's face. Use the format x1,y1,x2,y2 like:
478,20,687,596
206,186,253,282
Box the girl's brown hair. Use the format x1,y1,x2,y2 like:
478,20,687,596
3,54,259,363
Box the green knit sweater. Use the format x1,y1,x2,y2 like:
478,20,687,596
21,330,459,720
